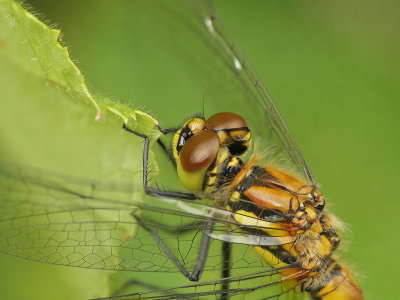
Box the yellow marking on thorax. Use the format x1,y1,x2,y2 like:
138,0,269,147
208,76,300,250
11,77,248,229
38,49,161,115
229,191,241,202
254,246,289,269
281,242,298,257
228,154,259,189
254,246,307,281
233,209,291,237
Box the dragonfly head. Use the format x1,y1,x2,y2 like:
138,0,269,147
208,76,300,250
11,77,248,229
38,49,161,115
172,112,252,191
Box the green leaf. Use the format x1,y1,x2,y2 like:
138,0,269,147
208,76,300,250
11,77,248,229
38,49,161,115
0,0,101,114
0,0,158,299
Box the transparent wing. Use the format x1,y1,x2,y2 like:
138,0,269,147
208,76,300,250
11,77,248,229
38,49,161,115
0,162,141,270
0,162,297,274
102,268,304,300
200,1,315,184
193,0,314,183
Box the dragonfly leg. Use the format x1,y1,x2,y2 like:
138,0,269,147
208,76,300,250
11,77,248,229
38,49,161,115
131,210,213,281
123,123,229,290
122,124,198,200
156,138,176,168
221,241,231,300
109,279,163,298
154,123,178,169
136,213,206,234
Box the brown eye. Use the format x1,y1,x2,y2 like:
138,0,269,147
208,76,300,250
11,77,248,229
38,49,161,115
180,130,219,172
206,112,251,156
206,112,247,130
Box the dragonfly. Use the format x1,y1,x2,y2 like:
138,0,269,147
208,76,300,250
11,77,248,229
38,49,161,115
0,0,363,299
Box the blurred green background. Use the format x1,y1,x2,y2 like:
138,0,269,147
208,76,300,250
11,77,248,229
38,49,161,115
0,0,399,299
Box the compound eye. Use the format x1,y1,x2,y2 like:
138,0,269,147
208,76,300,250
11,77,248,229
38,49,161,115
172,118,206,160
206,112,251,156
180,130,219,172
206,112,247,130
